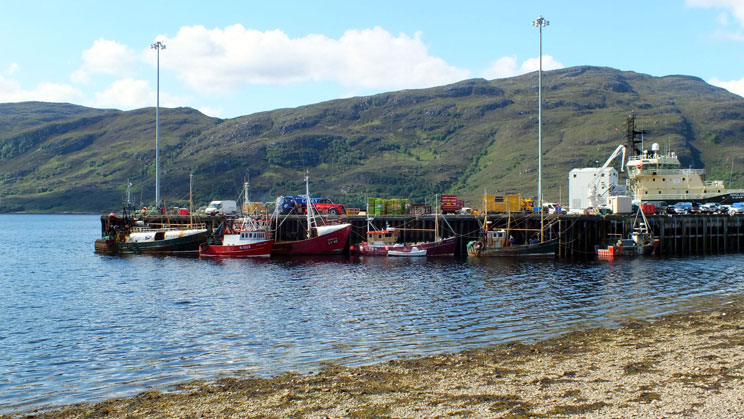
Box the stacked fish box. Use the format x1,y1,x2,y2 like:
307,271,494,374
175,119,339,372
367,198,410,216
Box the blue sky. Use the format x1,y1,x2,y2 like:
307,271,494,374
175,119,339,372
2,0,744,119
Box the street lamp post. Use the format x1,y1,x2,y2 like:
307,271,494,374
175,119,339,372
151,41,166,207
532,15,548,210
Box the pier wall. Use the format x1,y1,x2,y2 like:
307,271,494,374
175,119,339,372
344,214,744,259
117,213,744,259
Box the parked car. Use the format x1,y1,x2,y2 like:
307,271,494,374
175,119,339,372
700,202,722,214
672,202,697,215
542,202,567,215
729,202,744,215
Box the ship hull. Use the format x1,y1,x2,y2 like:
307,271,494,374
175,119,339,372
352,236,457,256
199,240,273,258
271,224,351,255
467,239,558,257
94,230,210,255
638,192,744,205
597,239,658,259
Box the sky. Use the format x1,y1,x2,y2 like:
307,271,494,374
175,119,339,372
2,0,744,119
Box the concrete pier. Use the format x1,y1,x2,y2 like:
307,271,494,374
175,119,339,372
106,213,744,259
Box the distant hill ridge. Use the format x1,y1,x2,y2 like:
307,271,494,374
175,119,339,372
0,65,742,213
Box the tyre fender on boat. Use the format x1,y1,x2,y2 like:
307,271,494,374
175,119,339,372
466,240,482,256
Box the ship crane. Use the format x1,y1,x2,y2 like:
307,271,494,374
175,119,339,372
586,144,626,209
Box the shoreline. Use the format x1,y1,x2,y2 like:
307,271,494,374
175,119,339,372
10,295,744,418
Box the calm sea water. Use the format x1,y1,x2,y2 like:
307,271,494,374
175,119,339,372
1,214,743,413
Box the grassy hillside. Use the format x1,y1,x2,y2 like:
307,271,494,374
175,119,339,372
1,66,743,213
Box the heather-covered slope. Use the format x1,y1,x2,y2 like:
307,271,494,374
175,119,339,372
1,66,742,212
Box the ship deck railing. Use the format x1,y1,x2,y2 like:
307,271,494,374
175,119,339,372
634,168,706,176
131,223,207,233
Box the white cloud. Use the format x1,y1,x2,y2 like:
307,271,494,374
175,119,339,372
88,78,190,110
71,38,139,83
687,0,744,25
150,24,469,94
710,28,744,40
197,105,223,118
482,55,564,79
0,75,83,103
5,62,19,76
91,78,153,109
709,76,744,97
718,12,730,25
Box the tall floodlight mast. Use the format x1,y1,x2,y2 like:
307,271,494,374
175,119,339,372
531,15,548,209
151,41,166,207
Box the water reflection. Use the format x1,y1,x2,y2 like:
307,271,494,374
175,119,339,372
0,214,743,413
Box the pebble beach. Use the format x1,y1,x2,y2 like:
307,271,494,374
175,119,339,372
10,295,744,418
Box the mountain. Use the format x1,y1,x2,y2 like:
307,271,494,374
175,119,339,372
1,66,743,213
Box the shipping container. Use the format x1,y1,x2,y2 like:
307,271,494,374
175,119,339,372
483,194,522,213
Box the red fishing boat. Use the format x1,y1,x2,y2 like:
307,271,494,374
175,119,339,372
199,181,273,258
351,199,456,257
351,227,456,256
596,210,659,259
199,218,273,258
271,176,351,255
271,223,351,255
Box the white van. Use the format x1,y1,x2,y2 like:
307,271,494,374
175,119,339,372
205,200,238,216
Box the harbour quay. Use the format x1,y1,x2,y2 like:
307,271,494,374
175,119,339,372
273,213,744,259
101,213,744,259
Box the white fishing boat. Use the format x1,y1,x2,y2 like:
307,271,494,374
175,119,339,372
387,246,427,257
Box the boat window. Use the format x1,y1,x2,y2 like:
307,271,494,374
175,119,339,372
155,231,165,240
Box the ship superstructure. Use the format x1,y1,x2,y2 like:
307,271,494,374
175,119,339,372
623,113,744,204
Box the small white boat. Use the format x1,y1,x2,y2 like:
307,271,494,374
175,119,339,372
387,246,427,257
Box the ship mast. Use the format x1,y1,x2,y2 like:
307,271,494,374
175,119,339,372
625,112,647,157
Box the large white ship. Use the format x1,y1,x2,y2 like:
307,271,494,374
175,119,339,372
626,144,744,204
622,113,744,204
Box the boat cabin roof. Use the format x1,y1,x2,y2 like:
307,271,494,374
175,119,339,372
367,229,399,235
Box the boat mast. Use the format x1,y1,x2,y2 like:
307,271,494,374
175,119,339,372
435,194,440,241
126,181,132,206
189,173,194,228
305,173,313,239
244,178,250,215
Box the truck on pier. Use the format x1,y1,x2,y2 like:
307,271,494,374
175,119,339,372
440,195,465,214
